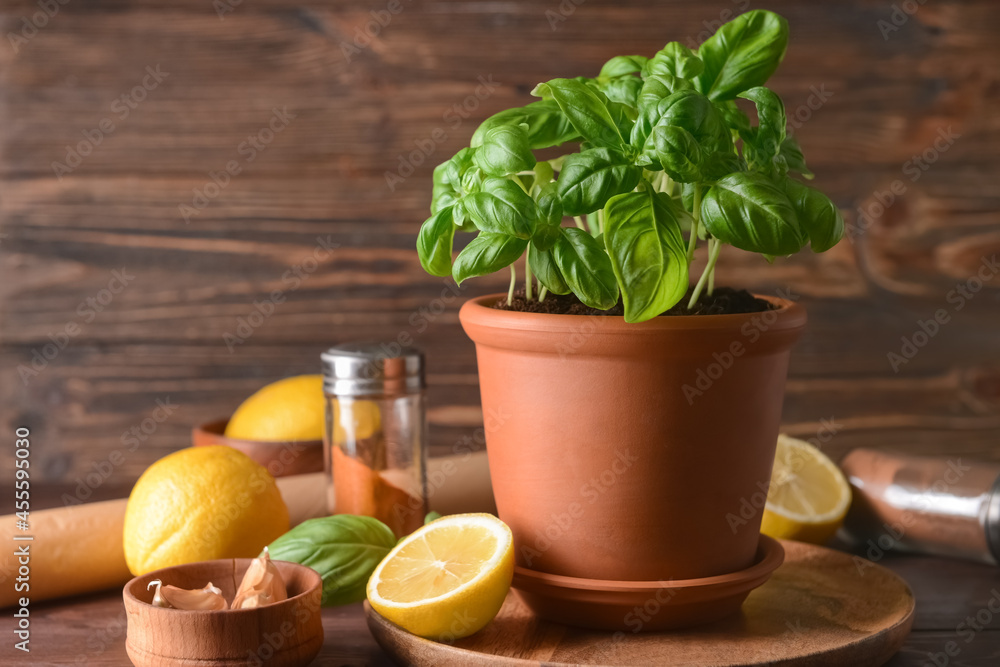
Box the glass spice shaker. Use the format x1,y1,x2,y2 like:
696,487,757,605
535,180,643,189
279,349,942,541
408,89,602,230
321,343,428,538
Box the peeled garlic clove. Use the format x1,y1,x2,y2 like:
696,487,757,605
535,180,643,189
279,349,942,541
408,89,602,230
147,580,171,608
231,547,288,610
146,579,227,611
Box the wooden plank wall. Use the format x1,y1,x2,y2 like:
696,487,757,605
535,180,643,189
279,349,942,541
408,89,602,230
1,0,998,501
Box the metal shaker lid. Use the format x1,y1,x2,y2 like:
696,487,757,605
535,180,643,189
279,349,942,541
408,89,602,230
321,342,425,396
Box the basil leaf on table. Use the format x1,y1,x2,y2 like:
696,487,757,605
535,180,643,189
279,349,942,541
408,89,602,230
464,177,537,239
701,171,806,255
473,123,536,176
552,227,619,310
452,232,529,284
266,515,397,607
416,206,456,277
556,147,642,216
605,190,689,322
783,177,844,252
696,9,789,101
532,78,627,151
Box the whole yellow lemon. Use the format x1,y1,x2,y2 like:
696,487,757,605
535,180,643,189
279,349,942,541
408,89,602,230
123,446,289,575
225,375,326,441
224,373,381,444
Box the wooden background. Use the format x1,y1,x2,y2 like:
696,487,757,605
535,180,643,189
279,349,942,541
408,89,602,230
1,0,999,503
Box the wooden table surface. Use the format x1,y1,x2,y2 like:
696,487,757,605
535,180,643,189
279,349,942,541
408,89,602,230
6,548,999,666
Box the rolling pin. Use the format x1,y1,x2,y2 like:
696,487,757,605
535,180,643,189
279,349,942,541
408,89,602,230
0,451,493,607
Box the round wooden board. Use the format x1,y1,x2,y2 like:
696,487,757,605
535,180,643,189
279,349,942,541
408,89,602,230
365,540,915,667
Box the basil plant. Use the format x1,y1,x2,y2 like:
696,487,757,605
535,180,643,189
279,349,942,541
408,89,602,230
417,10,843,323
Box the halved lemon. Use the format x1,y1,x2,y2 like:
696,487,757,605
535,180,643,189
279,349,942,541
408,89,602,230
761,434,851,544
366,513,513,640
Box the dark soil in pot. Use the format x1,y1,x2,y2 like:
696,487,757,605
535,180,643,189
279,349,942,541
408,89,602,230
494,286,772,317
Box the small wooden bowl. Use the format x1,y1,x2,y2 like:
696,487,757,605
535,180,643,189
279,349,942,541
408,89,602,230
123,559,323,667
193,418,325,478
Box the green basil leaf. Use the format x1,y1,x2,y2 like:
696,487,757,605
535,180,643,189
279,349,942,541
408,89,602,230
637,75,676,111
473,123,536,176
552,227,619,309
700,150,745,182
644,42,704,80
452,232,528,284
649,125,704,183
556,147,642,216
452,199,476,232
738,86,786,168
461,165,485,196
701,171,806,255
639,90,732,179
443,147,477,188
532,183,564,251
431,159,456,214
779,136,813,179
783,177,843,252
599,75,643,108
472,100,580,150
532,78,626,150
696,10,789,101
464,177,537,239
600,55,648,78
606,99,637,140
267,515,396,607
716,99,753,138
535,179,563,227
631,75,691,148
605,190,689,322
533,160,555,189
653,90,733,155
529,243,570,294
416,206,456,277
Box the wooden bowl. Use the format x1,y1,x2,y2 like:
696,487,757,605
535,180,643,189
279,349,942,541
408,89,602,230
123,558,323,667
193,418,325,478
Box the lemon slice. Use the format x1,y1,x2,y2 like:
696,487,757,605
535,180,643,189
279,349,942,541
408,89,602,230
367,513,513,640
761,434,851,545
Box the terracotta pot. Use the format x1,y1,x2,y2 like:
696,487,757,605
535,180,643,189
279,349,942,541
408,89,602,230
459,293,806,584
193,419,324,478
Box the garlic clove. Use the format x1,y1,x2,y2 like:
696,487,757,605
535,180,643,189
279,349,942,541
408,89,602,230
147,580,170,608
146,579,227,611
231,547,288,610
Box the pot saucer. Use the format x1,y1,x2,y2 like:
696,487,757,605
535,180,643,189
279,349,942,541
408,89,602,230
511,535,784,631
